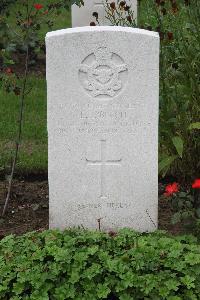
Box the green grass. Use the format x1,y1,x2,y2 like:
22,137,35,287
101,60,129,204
0,1,71,174
0,77,47,173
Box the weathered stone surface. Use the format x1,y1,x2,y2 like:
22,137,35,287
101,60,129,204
46,26,159,231
72,0,137,27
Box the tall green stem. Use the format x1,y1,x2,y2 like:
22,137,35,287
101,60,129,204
2,46,29,216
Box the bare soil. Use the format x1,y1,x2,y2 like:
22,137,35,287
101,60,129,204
0,180,48,239
0,179,184,239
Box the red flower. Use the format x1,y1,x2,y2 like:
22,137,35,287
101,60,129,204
167,32,173,40
171,2,178,14
108,231,117,237
127,15,132,23
155,0,161,5
110,2,116,10
124,5,130,11
159,0,165,6
34,3,43,10
192,179,200,189
5,67,13,74
92,12,98,20
184,0,190,5
120,1,126,7
164,182,179,197
161,8,167,15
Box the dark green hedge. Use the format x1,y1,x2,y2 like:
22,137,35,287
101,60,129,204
1,229,200,299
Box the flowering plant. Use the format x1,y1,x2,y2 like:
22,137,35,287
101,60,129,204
0,0,75,216
192,179,200,189
0,0,77,75
163,179,200,233
34,3,43,10
164,182,179,197
103,0,200,182
89,0,136,26
105,0,136,27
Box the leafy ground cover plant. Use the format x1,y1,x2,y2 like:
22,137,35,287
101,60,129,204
1,229,200,299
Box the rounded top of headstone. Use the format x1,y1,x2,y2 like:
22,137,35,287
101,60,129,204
46,26,159,40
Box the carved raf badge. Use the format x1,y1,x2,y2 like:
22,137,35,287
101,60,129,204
79,47,128,99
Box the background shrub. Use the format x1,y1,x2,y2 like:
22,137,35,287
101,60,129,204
106,0,200,182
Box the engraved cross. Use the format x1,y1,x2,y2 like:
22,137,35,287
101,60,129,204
86,140,122,199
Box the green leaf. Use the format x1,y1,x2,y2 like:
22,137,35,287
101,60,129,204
196,208,200,218
69,270,80,283
188,122,200,130
96,283,111,298
159,155,178,174
178,192,188,198
185,253,200,265
172,136,184,158
182,211,194,219
119,294,133,300
171,212,181,225
181,275,195,289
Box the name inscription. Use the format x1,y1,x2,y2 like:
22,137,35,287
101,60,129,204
53,102,151,136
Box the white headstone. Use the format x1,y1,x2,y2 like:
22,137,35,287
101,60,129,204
72,0,137,27
46,26,159,232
